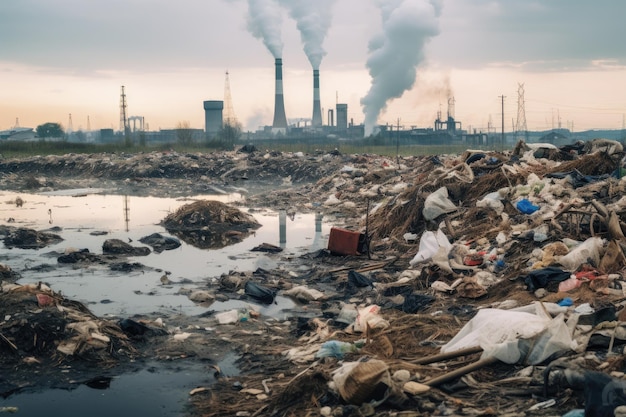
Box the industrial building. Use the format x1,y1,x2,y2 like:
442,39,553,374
204,100,224,139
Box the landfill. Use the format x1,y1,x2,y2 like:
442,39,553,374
1,138,626,416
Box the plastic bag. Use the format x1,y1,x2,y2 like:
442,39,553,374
423,187,457,221
215,308,250,325
283,285,326,302
354,305,389,333
409,229,451,267
516,198,539,214
476,191,504,214
348,270,373,288
244,281,276,304
315,340,359,359
442,305,576,364
441,308,550,364
558,236,605,271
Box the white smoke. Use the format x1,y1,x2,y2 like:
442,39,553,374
278,0,335,70
246,0,284,58
361,0,442,137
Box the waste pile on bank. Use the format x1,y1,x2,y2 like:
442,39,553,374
0,281,138,394
0,149,350,197
190,139,626,417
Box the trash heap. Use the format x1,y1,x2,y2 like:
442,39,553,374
0,282,137,372
192,139,626,417
161,200,261,249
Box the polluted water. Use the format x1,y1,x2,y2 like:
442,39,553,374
0,189,332,416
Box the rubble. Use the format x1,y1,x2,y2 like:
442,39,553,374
2,140,626,416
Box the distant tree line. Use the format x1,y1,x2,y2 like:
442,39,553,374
36,122,64,139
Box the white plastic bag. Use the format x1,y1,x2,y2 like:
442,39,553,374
423,187,457,221
558,236,605,271
409,229,451,266
476,191,504,214
441,306,575,364
353,305,389,333
441,308,549,363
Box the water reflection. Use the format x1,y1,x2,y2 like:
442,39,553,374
276,209,324,252
279,210,287,246
0,190,331,317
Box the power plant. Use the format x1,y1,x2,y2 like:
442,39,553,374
271,58,288,133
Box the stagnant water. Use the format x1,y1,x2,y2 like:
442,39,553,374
0,189,332,416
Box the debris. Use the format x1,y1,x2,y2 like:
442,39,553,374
161,200,261,249
327,227,367,256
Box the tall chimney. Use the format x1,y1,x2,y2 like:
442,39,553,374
312,69,322,127
272,58,288,129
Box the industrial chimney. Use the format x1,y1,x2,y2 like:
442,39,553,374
272,58,288,131
311,70,322,127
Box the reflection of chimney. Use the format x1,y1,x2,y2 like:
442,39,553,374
272,58,288,129
312,70,322,127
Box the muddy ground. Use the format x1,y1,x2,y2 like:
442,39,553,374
1,145,626,416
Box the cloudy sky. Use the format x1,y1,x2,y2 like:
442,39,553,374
1,0,625,134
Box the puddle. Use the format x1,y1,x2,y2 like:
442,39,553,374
0,190,331,317
0,189,329,415
0,353,240,416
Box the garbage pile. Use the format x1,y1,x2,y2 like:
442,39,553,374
0,282,137,373
161,200,261,249
0,149,349,197
191,139,626,417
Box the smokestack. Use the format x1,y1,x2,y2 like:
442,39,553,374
312,69,322,127
272,58,288,130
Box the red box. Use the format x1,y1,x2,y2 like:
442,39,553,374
328,227,364,256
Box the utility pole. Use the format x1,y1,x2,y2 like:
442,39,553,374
499,95,506,151
516,83,528,142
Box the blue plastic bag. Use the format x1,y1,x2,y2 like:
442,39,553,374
517,199,539,214
315,341,359,359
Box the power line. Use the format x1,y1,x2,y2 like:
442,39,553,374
223,71,238,128
119,85,128,133
516,83,528,141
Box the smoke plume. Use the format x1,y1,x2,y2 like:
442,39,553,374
246,0,284,58
361,0,442,136
278,0,335,70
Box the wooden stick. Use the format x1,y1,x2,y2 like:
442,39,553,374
408,346,484,365
0,332,18,351
327,261,387,274
424,356,499,386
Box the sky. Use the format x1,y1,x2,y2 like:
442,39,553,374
1,0,626,135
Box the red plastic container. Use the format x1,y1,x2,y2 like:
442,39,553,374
328,227,365,256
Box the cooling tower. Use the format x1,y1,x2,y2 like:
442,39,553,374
272,58,288,130
312,70,322,127
204,100,223,138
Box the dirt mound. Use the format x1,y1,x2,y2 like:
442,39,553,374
161,200,261,249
